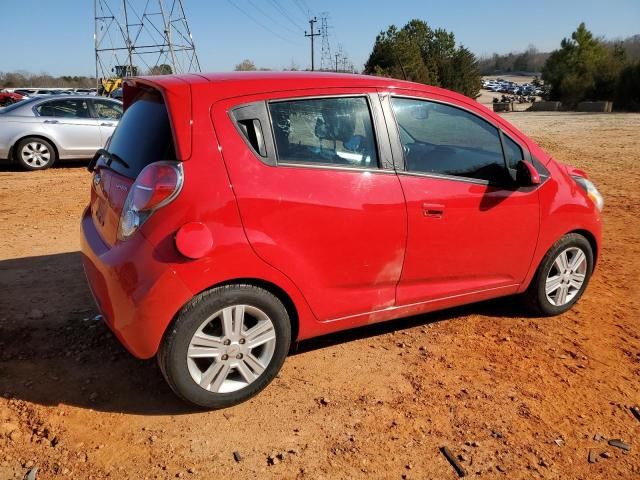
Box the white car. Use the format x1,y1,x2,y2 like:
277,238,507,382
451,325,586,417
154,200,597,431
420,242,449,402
0,95,122,170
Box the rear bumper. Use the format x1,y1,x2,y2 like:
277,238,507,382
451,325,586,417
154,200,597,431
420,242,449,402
80,207,193,359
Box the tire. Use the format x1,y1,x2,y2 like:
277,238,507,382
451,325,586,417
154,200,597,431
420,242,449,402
524,233,594,316
15,137,57,170
158,284,292,409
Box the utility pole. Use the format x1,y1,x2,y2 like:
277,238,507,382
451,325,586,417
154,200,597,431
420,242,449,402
304,17,320,71
335,53,339,72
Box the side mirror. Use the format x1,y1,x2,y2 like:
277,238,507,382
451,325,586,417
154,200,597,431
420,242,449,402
516,160,541,186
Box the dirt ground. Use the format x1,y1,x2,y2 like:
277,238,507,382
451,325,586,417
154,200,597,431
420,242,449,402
0,112,639,480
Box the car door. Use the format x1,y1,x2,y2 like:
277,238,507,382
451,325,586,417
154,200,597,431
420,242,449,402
213,90,407,322
380,91,540,305
91,99,123,146
36,98,101,157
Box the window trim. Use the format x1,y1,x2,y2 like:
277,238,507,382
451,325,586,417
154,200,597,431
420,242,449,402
384,93,536,188
266,93,387,172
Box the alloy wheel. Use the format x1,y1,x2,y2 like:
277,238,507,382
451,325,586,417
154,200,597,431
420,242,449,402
186,305,277,393
545,247,587,306
21,141,51,168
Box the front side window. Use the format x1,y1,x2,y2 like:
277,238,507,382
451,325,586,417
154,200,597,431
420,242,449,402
93,100,123,120
36,99,91,118
503,134,524,170
391,97,508,184
269,96,378,169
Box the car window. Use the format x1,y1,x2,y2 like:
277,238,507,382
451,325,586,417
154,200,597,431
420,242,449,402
269,96,378,169
36,99,91,118
391,97,508,184
503,134,524,170
93,100,123,120
103,90,175,178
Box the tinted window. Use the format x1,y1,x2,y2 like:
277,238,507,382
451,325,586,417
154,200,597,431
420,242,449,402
93,100,123,120
392,97,507,184
101,90,175,178
269,97,378,169
36,99,91,118
503,135,524,170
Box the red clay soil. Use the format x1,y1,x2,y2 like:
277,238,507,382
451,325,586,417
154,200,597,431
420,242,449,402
0,112,638,479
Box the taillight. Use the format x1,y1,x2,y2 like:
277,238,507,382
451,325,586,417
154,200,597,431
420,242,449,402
117,161,183,240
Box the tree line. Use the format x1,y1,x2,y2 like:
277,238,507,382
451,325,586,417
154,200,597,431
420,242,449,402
543,24,640,110
478,34,640,75
0,71,95,89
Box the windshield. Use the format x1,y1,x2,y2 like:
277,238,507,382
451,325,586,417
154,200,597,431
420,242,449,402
99,90,176,178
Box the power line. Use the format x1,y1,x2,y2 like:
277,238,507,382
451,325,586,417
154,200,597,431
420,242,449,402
246,0,300,36
268,0,304,32
226,0,298,46
291,0,310,19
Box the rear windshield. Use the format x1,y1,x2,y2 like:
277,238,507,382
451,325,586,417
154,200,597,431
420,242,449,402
101,90,176,178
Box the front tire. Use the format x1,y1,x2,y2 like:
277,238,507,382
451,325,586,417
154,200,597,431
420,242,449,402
524,233,594,316
158,284,291,409
15,137,57,170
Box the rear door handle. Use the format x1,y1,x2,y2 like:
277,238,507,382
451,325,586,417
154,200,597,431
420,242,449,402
100,122,113,126
422,203,445,218
43,119,58,124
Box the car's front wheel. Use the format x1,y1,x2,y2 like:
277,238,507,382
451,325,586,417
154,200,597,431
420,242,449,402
158,284,291,409
524,233,594,316
15,137,57,170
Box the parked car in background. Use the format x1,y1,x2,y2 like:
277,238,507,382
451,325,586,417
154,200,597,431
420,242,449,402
110,88,123,100
81,72,603,409
0,95,122,170
0,91,25,106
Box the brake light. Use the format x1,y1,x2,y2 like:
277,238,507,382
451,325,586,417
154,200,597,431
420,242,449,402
117,162,183,240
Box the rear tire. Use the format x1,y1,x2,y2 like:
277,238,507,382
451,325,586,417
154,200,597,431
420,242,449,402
15,137,57,170
524,233,593,316
158,284,291,409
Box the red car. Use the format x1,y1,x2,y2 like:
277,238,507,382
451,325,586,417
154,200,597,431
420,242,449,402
0,91,25,106
81,72,603,408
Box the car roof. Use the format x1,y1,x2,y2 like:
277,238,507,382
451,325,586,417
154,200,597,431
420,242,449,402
129,71,473,103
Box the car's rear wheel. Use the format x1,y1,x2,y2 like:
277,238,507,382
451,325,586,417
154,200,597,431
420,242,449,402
158,284,291,409
524,233,594,316
15,137,56,170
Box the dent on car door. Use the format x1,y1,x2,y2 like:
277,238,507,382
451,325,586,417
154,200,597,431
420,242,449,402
213,91,407,322
381,92,540,305
37,99,101,157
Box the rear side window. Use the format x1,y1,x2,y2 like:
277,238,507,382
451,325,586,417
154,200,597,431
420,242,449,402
36,99,91,118
392,97,508,184
269,97,378,169
93,100,123,120
102,90,175,178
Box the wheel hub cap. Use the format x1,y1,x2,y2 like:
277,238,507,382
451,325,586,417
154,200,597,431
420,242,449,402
186,304,277,394
545,247,587,307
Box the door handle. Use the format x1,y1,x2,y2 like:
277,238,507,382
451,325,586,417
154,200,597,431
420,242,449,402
100,122,113,126
422,203,445,218
43,119,59,124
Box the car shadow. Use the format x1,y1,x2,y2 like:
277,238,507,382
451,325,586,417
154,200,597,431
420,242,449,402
0,251,532,415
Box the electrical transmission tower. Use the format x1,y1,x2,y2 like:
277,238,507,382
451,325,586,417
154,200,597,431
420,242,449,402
319,13,332,71
94,0,200,89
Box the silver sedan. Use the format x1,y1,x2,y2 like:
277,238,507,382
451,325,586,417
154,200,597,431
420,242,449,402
0,95,122,170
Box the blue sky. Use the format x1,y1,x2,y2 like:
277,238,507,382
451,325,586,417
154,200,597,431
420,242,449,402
1,0,638,76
